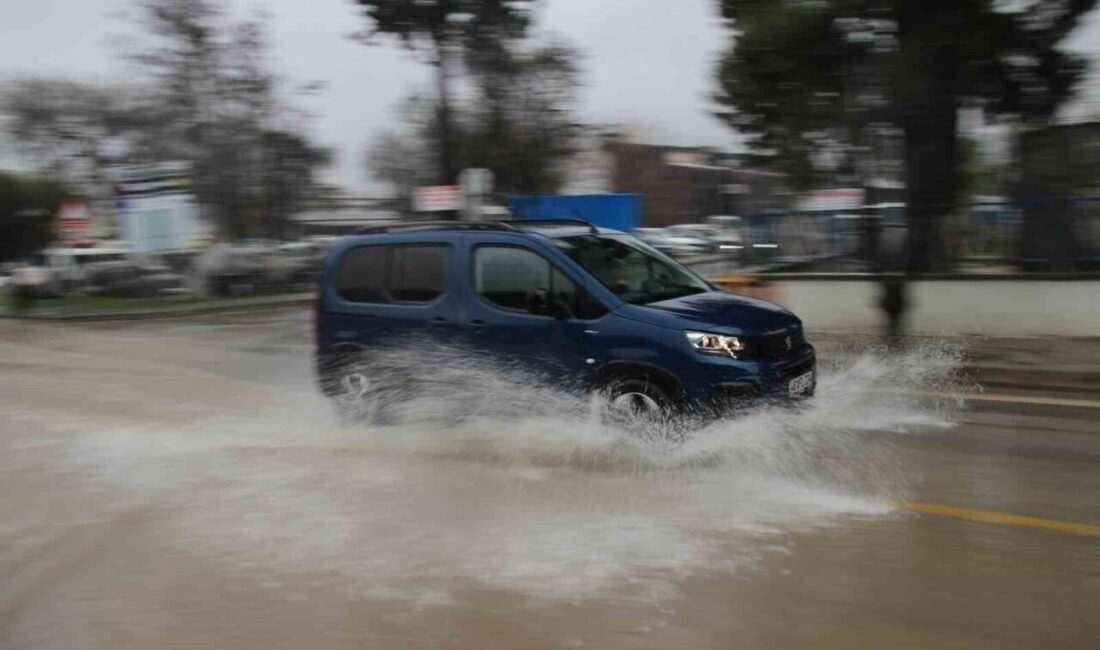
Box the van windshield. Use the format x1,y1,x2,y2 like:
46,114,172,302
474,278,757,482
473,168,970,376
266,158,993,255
553,234,712,305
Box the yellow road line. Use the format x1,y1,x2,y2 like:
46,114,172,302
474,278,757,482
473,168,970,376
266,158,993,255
897,501,1100,537
908,390,1100,409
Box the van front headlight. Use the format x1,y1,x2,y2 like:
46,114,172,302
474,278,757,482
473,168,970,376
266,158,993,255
685,331,745,358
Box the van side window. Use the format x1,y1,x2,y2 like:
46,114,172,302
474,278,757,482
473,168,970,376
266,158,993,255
475,247,549,311
550,267,576,313
548,267,606,319
574,284,609,320
337,245,388,303
474,246,607,319
337,244,449,304
390,245,448,303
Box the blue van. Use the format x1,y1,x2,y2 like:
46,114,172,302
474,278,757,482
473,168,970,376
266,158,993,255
315,220,815,418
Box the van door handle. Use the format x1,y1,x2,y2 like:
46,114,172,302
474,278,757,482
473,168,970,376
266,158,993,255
429,317,452,325
467,319,487,328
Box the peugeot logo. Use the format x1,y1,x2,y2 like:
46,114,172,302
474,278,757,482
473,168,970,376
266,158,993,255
784,336,793,351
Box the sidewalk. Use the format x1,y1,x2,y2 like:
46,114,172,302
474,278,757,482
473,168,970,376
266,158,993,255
810,331,1100,395
735,275,1100,337
3,292,1096,395
0,292,313,322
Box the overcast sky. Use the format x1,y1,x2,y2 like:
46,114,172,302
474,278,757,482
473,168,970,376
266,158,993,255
1,0,1098,192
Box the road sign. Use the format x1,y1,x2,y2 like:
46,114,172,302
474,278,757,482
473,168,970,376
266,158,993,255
459,168,493,197
412,185,463,213
111,161,209,251
55,201,94,245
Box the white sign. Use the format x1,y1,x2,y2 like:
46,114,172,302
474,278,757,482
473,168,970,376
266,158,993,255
112,161,210,252
664,151,707,167
459,168,494,197
412,185,464,212
55,201,94,244
798,188,865,212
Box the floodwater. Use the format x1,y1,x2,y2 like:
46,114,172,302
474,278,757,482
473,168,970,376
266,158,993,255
1,311,1097,649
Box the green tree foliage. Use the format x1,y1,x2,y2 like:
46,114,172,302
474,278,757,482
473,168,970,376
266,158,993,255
0,173,69,262
463,40,582,194
364,98,437,213
364,39,583,203
1,80,137,204
354,0,534,184
714,0,1096,269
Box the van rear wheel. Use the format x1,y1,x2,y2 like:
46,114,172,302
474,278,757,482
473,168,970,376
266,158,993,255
324,354,375,422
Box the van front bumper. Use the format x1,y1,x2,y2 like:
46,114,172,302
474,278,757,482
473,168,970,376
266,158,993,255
687,344,816,411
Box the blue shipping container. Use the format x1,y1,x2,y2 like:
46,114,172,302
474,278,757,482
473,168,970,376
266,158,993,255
507,194,642,232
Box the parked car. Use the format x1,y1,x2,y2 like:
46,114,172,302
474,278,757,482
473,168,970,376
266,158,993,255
632,227,711,257
5,259,55,301
704,216,747,249
315,220,815,421
87,255,185,298
665,224,722,252
191,242,300,296
41,247,132,295
277,241,326,283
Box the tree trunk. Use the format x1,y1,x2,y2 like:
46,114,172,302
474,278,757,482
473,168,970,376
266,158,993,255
897,1,961,273
434,45,459,187
902,97,958,272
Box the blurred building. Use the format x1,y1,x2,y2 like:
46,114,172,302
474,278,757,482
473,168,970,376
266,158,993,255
290,192,400,237
1021,122,1100,196
605,143,793,227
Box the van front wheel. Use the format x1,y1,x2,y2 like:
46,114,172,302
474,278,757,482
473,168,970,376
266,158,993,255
600,377,672,422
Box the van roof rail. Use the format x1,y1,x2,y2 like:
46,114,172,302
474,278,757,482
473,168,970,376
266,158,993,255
500,218,599,234
354,221,517,235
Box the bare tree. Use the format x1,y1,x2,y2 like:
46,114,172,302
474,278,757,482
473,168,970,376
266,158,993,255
365,128,433,213
124,0,329,238
353,0,534,185
1,79,136,203
364,37,584,201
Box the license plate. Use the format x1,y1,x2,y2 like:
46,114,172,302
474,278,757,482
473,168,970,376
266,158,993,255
788,371,814,396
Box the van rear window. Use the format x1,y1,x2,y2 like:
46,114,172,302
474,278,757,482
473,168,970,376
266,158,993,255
336,246,387,303
336,244,448,304
390,246,447,302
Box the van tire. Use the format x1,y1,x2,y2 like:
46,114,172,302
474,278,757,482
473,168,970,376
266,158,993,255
599,376,673,421
324,353,374,423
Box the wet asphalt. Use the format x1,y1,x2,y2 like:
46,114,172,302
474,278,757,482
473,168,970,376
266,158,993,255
1,308,1097,649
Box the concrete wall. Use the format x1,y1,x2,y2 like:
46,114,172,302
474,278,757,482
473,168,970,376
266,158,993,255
757,278,1100,337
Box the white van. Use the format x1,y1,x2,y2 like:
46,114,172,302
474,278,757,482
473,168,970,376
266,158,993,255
42,247,132,294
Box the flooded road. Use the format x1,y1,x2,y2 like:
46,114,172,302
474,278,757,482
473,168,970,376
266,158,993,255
1,309,1098,649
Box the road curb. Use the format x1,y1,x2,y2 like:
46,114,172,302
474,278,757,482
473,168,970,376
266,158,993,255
0,293,313,323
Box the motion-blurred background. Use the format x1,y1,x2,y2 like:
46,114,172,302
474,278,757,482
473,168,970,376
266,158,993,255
3,4,1100,648
1,0,1098,334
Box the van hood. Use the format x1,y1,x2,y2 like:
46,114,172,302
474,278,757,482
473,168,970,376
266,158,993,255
615,290,800,336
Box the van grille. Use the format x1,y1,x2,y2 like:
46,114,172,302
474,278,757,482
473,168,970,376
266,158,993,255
752,327,805,359
776,357,815,381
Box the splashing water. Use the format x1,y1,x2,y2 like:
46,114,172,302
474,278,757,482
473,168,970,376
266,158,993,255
10,340,972,608
321,339,971,472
